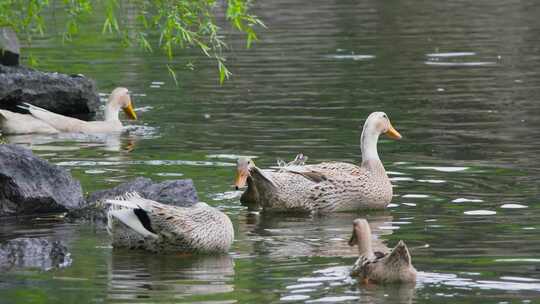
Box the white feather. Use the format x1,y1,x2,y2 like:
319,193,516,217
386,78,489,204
108,209,158,239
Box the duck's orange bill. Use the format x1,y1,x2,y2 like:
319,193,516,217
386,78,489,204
123,102,138,120
385,123,402,140
234,169,249,189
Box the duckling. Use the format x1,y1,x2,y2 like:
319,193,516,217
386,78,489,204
349,218,417,284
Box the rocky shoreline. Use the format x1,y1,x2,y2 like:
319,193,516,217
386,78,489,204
0,144,199,270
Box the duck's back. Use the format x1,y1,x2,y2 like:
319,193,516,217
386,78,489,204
294,161,392,212
109,197,234,253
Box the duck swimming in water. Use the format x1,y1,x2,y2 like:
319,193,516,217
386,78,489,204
234,112,401,213
105,192,234,253
0,87,137,134
349,218,417,284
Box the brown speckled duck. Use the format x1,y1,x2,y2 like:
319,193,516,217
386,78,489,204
234,112,401,213
349,219,417,284
105,193,234,253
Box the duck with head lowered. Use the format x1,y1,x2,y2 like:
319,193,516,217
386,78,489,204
0,87,137,134
349,218,417,284
234,111,401,213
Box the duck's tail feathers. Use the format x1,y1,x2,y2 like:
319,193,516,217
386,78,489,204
21,102,50,113
387,240,412,266
105,192,158,239
105,192,152,210
17,104,31,112
281,166,327,183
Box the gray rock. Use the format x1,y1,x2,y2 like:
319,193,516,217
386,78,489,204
0,144,85,216
69,177,199,223
88,177,199,206
0,237,72,271
0,28,19,66
0,64,100,117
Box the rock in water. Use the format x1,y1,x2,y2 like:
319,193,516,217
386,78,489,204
88,177,199,206
71,177,199,223
0,28,19,66
0,64,100,117
0,237,72,271
0,144,85,216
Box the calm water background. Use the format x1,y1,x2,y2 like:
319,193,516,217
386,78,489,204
2,0,540,303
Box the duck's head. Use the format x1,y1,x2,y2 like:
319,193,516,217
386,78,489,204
362,112,401,140
235,157,255,190
110,87,137,120
348,218,371,246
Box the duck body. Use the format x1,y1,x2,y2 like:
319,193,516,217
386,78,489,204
235,112,401,214
351,241,417,284
242,161,392,213
349,219,417,284
0,87,137,135
0,109,59,134
106,193,234,253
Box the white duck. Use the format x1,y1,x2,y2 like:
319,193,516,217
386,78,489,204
349,218,417,284
0,87,137,134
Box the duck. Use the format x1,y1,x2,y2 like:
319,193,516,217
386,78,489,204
348,218,417,284
234,112,401,213
105,192,234,253
0,87,137,134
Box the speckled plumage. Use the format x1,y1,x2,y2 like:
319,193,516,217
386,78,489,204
349,219,417,284
238,112,401,213
351,241,417,284
106,193,234,253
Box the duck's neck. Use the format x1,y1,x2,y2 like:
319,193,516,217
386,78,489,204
360,126,385,174
357,227,375,259
104,101,121,122
242,177,261,211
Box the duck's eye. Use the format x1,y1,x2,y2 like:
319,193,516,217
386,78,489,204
382,114,387,119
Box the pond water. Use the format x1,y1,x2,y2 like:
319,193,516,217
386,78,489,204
2,0,540,303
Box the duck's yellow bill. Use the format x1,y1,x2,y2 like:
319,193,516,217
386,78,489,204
234,170,249,190
123,102,138,120
385,123,402,140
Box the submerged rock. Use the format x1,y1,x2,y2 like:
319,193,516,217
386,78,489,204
0,237,72,271
0,28,19,66
0,64,100,117
70,177,199,223
0,144,85,217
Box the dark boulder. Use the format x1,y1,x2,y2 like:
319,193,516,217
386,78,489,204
88,177,199,206
0,28,19,66
0,237,72,271
70,177,199,223
0,64,100,118
0,144,85,217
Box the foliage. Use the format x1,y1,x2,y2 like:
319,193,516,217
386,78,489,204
0,0,265,83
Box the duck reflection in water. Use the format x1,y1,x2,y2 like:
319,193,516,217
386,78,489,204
1,132,139,152
105,252,234,302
